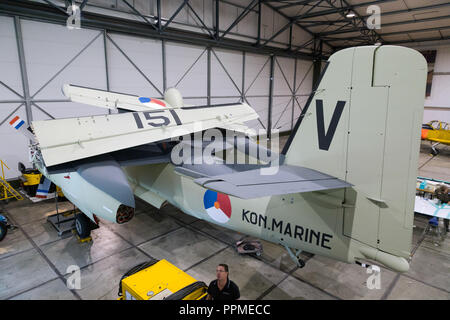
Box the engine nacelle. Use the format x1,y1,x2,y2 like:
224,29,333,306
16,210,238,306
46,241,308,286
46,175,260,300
42,159,135,224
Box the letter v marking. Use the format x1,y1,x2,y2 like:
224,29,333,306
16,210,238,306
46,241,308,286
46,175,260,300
315,99,346,150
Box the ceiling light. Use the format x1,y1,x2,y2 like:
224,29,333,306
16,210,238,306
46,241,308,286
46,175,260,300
346,11,356,18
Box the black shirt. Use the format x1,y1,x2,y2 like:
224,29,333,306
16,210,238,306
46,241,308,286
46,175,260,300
207,278,240,300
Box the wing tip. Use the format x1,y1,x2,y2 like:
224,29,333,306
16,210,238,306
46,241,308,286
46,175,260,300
61,83,71,98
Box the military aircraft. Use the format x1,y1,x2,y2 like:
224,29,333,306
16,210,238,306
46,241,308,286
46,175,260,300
421,120,450,155
10,45,427,273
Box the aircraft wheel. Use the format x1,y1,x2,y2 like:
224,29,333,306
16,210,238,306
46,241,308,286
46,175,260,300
75,214,92,239
0,222,7,241
431,149,439,156
298,259,306,268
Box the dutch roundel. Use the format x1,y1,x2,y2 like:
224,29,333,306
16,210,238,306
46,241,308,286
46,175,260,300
203,190,232,223
138,97,166,107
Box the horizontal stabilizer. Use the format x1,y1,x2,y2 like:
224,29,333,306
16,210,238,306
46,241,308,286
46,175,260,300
186,164,352,199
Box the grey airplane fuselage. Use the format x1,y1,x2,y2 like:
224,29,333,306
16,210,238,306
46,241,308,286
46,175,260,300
124,163,358,266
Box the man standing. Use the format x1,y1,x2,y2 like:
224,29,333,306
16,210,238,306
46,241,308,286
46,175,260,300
206,264,240,300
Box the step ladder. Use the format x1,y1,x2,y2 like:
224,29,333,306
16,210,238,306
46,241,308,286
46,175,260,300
0,160,23,201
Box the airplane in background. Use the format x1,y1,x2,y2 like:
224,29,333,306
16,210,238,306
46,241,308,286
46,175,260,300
9,45,427,273
421,120,450,155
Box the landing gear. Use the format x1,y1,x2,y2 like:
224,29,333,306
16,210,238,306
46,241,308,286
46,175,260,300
297,259,306,268
235,240,263,257
284,245,306,268
431,143,440,156
356,261,380,273
75,213,92,239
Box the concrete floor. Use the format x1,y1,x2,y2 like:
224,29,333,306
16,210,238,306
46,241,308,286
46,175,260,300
0,140,449,300
418,140,450,182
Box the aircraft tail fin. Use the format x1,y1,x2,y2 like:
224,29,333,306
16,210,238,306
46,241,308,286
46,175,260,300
282,45,427,269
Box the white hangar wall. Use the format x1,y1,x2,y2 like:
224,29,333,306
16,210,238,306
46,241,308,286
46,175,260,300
423,45,450,123
406,42,450,124
0,16,109,180
0,14,314,179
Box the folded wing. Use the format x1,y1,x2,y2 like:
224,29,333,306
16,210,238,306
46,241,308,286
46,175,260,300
63,84,170,111
32,102,258,167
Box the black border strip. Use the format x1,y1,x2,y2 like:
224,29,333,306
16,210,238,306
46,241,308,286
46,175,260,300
281,62,330,155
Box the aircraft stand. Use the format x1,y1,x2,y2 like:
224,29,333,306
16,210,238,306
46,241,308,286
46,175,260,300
47,195,77,236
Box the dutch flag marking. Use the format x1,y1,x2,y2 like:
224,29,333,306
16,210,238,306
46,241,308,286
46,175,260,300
35,178,51,199
35,189,49,199
9,116,25,130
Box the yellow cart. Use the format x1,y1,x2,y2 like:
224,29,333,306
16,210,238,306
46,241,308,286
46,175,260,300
118,259,208,300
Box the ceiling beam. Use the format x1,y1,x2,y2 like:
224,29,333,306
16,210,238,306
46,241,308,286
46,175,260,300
290,0,395,19
333,36,450,48
328,25,450,41
263,1,335,50
259,0,325,48
386,36,450,45
0,0,325,60
319,14,450,36
329,2,450,23
275,0,395,12
275,0,319,11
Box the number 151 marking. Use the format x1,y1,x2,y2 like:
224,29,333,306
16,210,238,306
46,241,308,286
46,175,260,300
133,110,182,129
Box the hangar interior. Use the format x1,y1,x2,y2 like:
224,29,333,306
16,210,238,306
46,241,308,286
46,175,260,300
0,0,449,300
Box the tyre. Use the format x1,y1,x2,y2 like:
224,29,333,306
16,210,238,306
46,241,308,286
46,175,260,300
118,259,159,297
298,259,306,268
0,222,7,241
75,214,92,238
243,244,255,251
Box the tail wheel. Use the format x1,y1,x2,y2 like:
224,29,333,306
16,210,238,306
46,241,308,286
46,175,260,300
298,259,306,268
0,222,7,241
75,214,92,239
